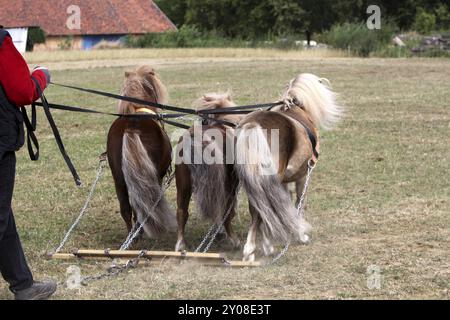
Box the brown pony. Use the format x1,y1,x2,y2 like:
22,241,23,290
235,73,342,261
174,93,242,251
107,66,176,239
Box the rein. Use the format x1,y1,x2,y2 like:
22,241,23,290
50,82,198,115
24,81,283,186
32,101,190,126
27,94,194,186
50,82,281,116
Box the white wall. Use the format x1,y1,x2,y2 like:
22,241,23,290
5,28,28,53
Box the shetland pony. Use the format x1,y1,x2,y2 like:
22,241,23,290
107,66,176,239
236,73,342,261
174,93,242,251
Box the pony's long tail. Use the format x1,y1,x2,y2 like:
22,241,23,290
235,124,311,243
122,132,176,238
186,131,232,224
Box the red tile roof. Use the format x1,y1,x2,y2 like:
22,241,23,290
0,0,177,36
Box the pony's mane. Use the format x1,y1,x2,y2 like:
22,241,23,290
194,92,236,111
118,65,168,114
281,73,343,130
194,92,241,125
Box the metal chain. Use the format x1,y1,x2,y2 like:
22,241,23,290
267,241,291,266
266,159,316,266
296,159,316,219
54,155,107,253
82,171,175,285
119,171,174,251
196,159,315,259
194,224,218,253
56,153,313,281
81,250,148,285
195,204,233,253
194,182,239,253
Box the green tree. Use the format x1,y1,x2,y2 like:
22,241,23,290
435,4,450,30
154,0,449,40
26,27,46,51
154,0,187,27
184,0,235,36
413,7,437,34
270,0,305,35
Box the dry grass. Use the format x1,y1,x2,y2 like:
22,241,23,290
25,48,349,71
25,47,348,63
0,51,449,300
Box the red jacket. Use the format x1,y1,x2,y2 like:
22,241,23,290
0,33,48,107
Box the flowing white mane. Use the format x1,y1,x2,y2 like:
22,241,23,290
282,73,343,130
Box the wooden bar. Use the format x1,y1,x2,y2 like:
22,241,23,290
75,249,224,259
225,260,262,268
47,249,261,267
49,249,224,265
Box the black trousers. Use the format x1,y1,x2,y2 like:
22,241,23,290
0,152,33,292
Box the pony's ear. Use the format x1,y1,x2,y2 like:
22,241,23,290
143,67,156,77
319,78,331,88
125,71,133,78
142,68,156,83
203,95,212,102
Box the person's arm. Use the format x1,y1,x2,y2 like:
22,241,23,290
0,35,50,107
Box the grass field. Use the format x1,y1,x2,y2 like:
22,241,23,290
1,49,449,299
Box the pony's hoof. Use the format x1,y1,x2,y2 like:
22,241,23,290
299,234,311,245
229,237,241,249
263,243,275,256
298,218,312,245
242,253,255,262
175,240,186,252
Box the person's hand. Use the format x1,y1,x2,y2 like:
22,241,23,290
33,66,51,85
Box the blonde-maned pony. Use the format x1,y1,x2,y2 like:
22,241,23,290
107,66,175,239
174,92,243,251
236,73,343,261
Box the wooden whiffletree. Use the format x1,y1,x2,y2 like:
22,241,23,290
49,157,261,270
48,250,261,267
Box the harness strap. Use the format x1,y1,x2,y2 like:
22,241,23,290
135,108,164,128
32,79,82,186
161,119,190,130
304,125,319,162
135,107,157,115
50,82,198,115
21,104,39,161
32,101,185,120
32,101,191,130
51,82,281,116
200,115,237,128
198,102,283,114
50,82,236,128
282,112,319,162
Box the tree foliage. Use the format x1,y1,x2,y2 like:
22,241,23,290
155,0,450,37
26,27,46,51
324,22,396,56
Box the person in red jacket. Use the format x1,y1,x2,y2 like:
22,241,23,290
0,27,57,300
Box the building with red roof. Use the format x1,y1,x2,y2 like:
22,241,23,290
0,0,177,51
